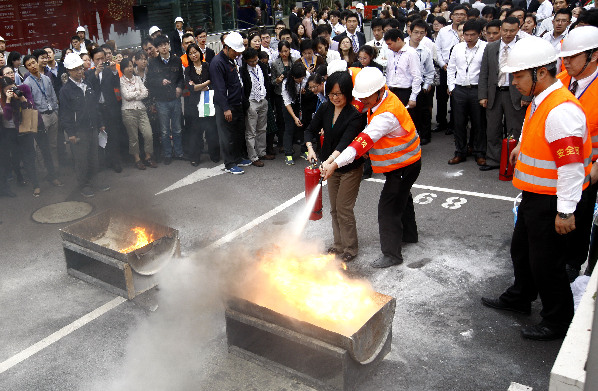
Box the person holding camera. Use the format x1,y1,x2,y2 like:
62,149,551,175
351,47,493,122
271,41,298,154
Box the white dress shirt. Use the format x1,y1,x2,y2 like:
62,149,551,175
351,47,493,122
524,80,588,213
331,22,346,37
535,0,554,23
447,40,487,91
366,38,389,68
499,39,516,87
435,24,460,68
473,0,486,11
334,90,408,168
536,16,576,37
543,30,567,48
386,45,422,101
415,0,426,11
405,38,435,90
569,67,598,100
282,78,307,107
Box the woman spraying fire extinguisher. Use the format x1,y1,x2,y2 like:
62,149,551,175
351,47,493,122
305,71,366,262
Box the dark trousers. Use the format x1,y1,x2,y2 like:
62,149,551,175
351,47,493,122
34,131,58,181
567,180,598,270
6,129,38,188
0,128,10,191
378,159,421,261
282,105,306,156
215,104,246,169
99,104,122,167
436,68,451,129
499,191,574,332
70,130,100,188
389,87,415,121
186,114,220,163
413,86,434,140
452,85,485,158
273,94,285,147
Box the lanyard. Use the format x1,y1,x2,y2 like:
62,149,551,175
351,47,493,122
303,57,314,69
571,72,598,100
31,75,47,98
393,50,404,79
464,44,480,74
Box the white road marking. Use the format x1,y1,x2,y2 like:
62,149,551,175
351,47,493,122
0,297,127,374
155,164,226,195
365,178,518,202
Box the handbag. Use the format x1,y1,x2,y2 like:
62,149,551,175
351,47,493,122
18,108,38,134
197,90,215,117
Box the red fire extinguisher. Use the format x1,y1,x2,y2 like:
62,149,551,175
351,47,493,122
305,161,323,221
500,135,517,181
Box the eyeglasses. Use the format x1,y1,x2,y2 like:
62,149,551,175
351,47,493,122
357,57,369,62
308,84,321,91
328,92,344,98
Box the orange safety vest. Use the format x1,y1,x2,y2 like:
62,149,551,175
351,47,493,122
181,53,189,68
367,91,421,173
558,70,598,161
513,86,592,195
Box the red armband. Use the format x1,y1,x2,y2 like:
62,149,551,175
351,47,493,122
351,98,367,114
349,132,374,158
549,136,584,168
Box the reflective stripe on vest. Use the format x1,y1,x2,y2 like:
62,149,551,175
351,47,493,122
367,91,421,173
558,70,598,162
512,86,592,195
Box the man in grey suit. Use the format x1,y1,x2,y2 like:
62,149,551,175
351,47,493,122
478,17,531,171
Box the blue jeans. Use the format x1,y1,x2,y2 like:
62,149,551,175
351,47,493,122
156,99,183,158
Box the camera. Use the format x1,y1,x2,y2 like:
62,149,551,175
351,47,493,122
10,87,23,98
103,61,111,67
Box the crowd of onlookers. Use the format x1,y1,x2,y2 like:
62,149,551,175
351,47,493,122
0,0,596,198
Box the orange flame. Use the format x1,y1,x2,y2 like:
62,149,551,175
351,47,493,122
341,262,347,270
119,226,154,253
247,251,378,335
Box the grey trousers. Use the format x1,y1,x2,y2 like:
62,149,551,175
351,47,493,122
485,90,525,166
245,99,268,161
71,130,99,188
41,112,59,166
327,164,364,257
122,108,154,156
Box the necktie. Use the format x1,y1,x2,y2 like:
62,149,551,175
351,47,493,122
351,34,359,53
529,100,537,119
250,67,262,100
163,58,168,65
498,45,509,86
569,80,578,96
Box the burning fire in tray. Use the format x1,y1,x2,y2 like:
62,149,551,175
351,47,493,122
244,249,380,336
119,226,154,253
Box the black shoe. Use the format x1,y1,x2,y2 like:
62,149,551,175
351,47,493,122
481,297,531,315
432,126,444,133
371,255,403,268
111,162,122,173
163,157,172,165
0,188,16,197
444,128,453,135
191,161,199,167
362,172,372,181
521,324,566,341
420,138,431,145
341,252,356,262
327,247,341,255
479,164,500,171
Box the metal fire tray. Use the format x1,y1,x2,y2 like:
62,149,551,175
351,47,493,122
60,210,180,299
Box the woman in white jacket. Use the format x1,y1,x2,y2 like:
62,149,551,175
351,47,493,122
120,57,157,169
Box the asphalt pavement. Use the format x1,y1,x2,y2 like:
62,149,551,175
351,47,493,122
0,127,564,391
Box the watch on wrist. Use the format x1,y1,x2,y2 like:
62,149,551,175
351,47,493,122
558,212,573,220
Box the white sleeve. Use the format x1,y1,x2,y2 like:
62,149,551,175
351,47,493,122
545,102,587,213
282,81,293,106
334,113,401,168
435,31,448,68
409,51,422,101
447,47,457,92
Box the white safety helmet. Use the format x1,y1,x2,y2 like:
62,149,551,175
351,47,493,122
224,32,245,53
501,37,558,74
63,53,84,70
76,26,86,33
356,3,365,9
353,67,386,99
559,26,598,58
149,26,161,36
327,59,348,76
174,17,184,23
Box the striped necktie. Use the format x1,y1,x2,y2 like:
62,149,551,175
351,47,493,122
351,34,359,53
569,80,578,96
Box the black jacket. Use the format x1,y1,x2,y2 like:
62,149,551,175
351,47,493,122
85,67,121,110
517,0,540,13
170,30,184,57
289,13,301,30
58,78,103,137
240,61,271,104
333,31,366,49
304,101,365,173
146,55,184,101
203,47,216,63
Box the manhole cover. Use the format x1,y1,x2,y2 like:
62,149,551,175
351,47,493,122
32,202,93,224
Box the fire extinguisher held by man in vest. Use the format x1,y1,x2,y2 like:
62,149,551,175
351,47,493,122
557,26,598,279
481,37,592,342
321,67,422,269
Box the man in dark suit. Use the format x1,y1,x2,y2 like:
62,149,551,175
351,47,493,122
478,17,531,171
516,0,540,13
289,6,300,30
195,28,216,63
333,13,366,52
355,3,365,32
170,17,185,57
86,47,123,173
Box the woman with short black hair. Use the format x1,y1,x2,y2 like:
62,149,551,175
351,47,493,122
305,71,365,262
7,52,22,85
352,45,384,72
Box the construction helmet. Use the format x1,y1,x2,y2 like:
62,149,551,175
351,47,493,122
327,59,348,76
501,37,558,74
63,53,84,70
352,67,386,99
560,26,598,58
224,32,245,53
149,26,161,36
